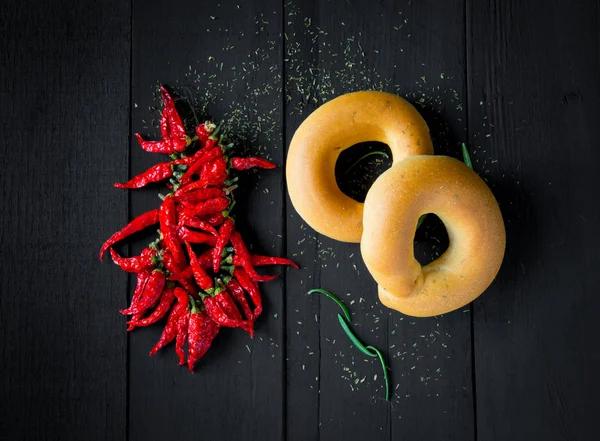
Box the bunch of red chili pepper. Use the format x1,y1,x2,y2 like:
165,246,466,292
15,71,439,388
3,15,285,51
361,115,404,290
100,85,297,372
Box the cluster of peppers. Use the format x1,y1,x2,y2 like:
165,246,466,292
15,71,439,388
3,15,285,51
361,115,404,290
100,85,297,372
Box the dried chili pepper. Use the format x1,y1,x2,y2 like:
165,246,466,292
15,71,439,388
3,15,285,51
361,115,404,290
233,267,263,318
187,301,220,372
126,270,152,329
185,242,213,290
177,197,230,227
215,289,252,336
227,279,253,322
127,287,175,330
168,265,193,282
100,209,160,260
163,251,196,295
213,218,235,273
120,269,166,316
204,212,226,226
159,196,186,267
149,287,189,356
178,227,218,246
230,231,278,282
195,156,229,189
174,187,224,204
114,156,191,189
181,217,219,236
203,295,248,328
109,247,155,273
179,146,224,184
231,157,276,170
134,86,188,154
232,254,299,269
175,310,191,366
195,121,216,144
160,85,186,143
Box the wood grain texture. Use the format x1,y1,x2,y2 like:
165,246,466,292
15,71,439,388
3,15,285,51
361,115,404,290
2,0,600,439
0,1,130,440
284,1,473,440
467,1,600,440
128,1,285,440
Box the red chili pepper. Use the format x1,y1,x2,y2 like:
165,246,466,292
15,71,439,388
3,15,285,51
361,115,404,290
181,217,219,236
213,218,235,273
109,247,155,273
231,157,276,170
203,295,248,328
205,212,226,226
195,121,216,144
177,197,230,227
234,268,263,318
100,209,159,260
134,86,188,154
187,305,220,372
227,279,253,322
200,157,229,188
126,269,152,328
149,287,189,356
134,134,174,154
127,287,175,330
174,187,224,204
232,254,299,269
163,251,196,295
120,270,166,316
175,310,190,366
178,226,218,246
160,196,186,267
230,231,278,282
197,248,215,269
160,85,186,142
185,242,213,290
215,290,252,336
167,265,194,281
114,156,192,189
179,146,223,184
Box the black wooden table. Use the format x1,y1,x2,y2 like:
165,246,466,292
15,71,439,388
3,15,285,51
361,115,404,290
2,1,599,440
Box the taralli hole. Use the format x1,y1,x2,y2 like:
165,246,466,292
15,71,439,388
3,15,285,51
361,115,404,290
334,141,392,203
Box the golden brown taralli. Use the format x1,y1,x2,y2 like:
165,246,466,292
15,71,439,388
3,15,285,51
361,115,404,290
361,156,506,317
286,91,433,242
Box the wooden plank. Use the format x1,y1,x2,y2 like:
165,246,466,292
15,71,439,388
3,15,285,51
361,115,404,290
128,1,285,440
467,0,600,439
0,1,130,440
284,1,474,440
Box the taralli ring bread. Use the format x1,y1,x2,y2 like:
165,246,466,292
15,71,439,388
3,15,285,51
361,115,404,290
286,91,433,243
361,156,506,317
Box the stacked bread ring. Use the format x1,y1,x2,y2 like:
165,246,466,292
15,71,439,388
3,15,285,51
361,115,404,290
287,91,505,317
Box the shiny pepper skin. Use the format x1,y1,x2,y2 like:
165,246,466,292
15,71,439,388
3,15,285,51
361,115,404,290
230,231,278,283
180,146,223,184
120,270,166,316
203,295,247,328
100,209,159,260
160,196,186,267
127,287,175,331
233,267,263,318
110,247,155,273
149,287,188,356
232,254,299,269
230,157,276,170
213,218,235,273
175,310,191,366
187,309,220,372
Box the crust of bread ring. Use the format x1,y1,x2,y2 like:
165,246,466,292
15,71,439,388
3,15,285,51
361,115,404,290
286,91,433,243
361,156,506,317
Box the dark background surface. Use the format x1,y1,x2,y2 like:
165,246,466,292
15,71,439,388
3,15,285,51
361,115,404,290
2,0,599,440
